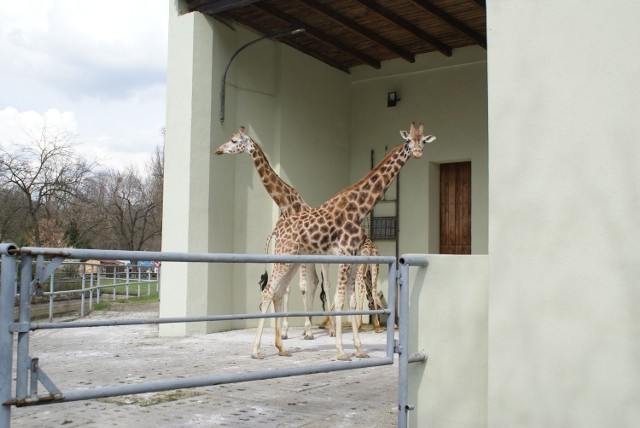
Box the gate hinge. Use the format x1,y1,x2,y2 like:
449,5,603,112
9,322,30,333
394,339,402,354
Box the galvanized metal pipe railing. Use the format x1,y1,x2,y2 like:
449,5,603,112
15,246,392,265
2,246,429,427
397,254,429,428
0,243,18,427
1,246,406,421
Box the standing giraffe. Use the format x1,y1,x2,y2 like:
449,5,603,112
214,127,324,340
253,122,435,360
214,127,381,339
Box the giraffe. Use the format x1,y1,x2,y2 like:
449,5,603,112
215,127,382,340
214,127,326,340
252,122,435,360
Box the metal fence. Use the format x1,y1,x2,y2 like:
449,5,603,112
0,244,427,428
38,261,160,320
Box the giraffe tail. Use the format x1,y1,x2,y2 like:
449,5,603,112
258,230,275,291
258,271,268,292
319,270,326,311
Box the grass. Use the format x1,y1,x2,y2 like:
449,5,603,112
93,302,112,310
92,295,159,311
120,295,159,304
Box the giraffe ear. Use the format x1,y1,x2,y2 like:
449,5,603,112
238,126,245,134
423,135,436,144
399,130,410,140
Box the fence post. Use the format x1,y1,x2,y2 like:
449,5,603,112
49,274,55,322
397,255,429,428
97,267,101,304
125,266,130,299
1,243,18,426
16,254,33,401
81,272,86,318
112,266,117,300
89,270,94,311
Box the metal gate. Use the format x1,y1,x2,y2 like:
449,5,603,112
0,244,427,427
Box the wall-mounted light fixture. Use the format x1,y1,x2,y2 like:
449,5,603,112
387,91,401,107
219,27,305,123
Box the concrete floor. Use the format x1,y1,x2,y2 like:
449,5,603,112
9,302,398,427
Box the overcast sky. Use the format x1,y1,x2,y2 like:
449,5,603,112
0,1,168,173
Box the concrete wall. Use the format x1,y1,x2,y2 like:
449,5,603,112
487,1,640,426
160,9,234,335
408,256,488,428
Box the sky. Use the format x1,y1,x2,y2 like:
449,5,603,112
0,1,168,174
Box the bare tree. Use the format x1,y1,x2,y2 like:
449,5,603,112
101,166,162,251
0,187,28,243
0,123,95,246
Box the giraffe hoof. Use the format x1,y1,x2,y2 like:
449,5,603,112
329,331,336,337
281,333,288,340
337,353,352,361
251,352,265,360
303,333,315,340
278,350,292,357
355,351,370,359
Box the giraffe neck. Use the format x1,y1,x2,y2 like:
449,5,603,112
322,142,411,223
250,143,309,216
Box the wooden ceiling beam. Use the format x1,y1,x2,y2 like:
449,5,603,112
410,0,486,49
253,2,381,69
283,39,351,73
194,0,263,14
355,0,452,57
226,13,351,73
301,0,415,63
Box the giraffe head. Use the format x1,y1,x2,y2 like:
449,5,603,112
214,126,254,155
399,122,436,158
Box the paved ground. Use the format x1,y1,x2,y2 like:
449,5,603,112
9,302,398,427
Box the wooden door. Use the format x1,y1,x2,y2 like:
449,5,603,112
440,162,471,254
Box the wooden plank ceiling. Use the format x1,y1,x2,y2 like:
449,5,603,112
184,0,486,73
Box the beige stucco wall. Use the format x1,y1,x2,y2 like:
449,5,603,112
162,0,489,336
160,9,235,335
349,46,488,257
408,255,488,428
163,1,640,426
161,6,353,330
487,1,640,426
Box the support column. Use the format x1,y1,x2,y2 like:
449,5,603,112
160,4,236,335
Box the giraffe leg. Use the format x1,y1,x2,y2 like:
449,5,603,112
281,284,290,340
355,264,366,331
252,292,272,360
349,268,369,359
273,297,292,357
317,264,335,336
300,263,316,340
334,263,352,361
252,263,298,359
370,262,382,333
